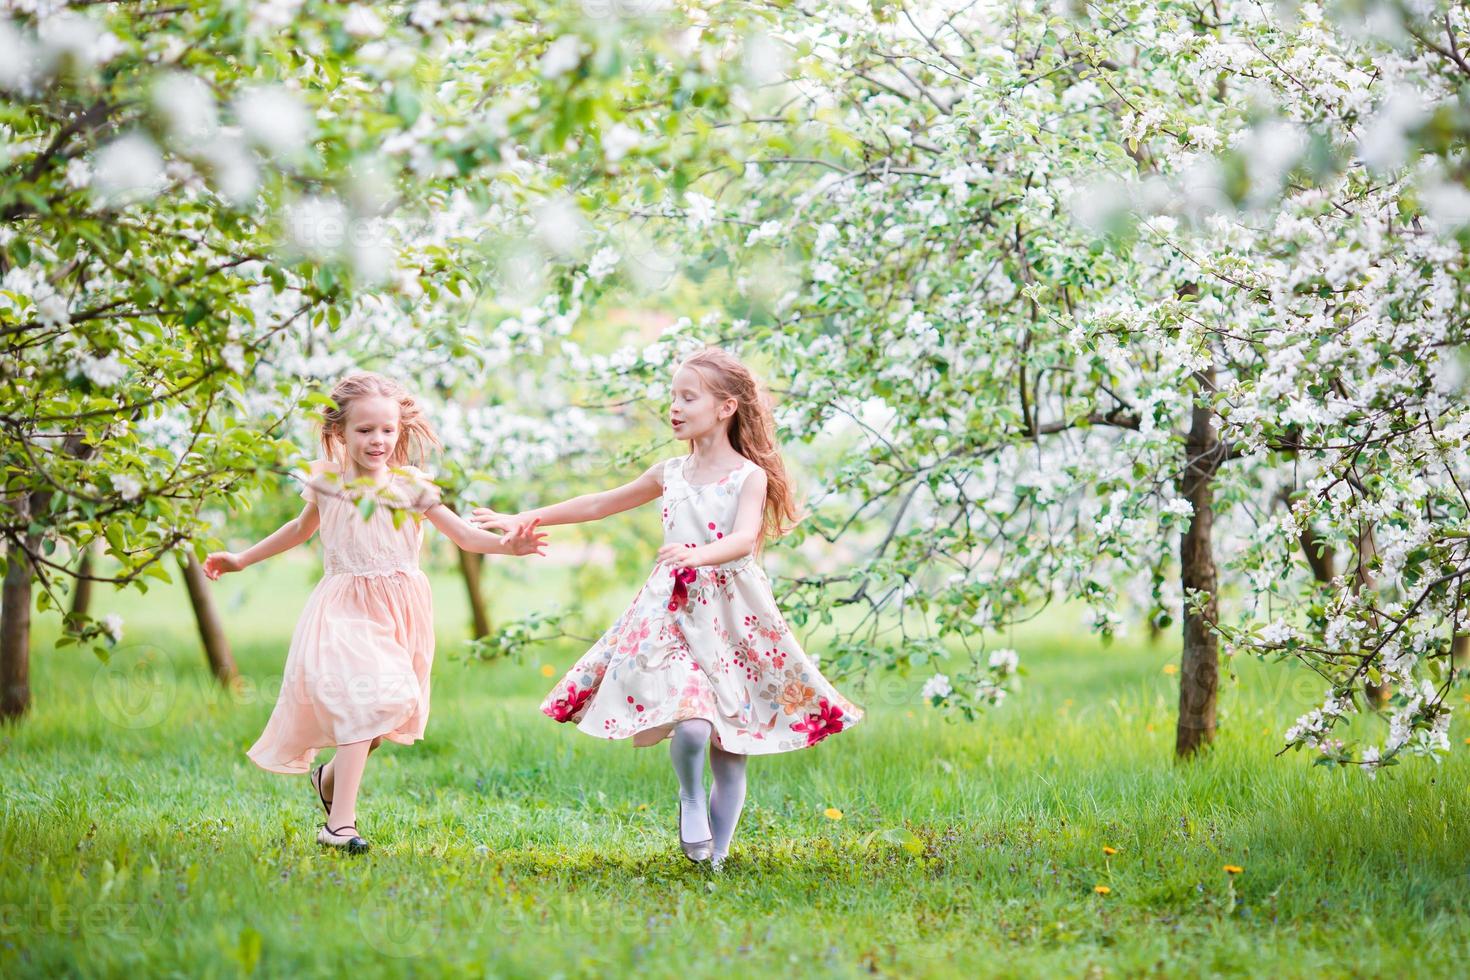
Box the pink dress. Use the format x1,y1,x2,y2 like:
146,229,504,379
540,455,863,755
247,461,440,774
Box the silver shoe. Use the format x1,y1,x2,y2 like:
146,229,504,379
677,800,712,862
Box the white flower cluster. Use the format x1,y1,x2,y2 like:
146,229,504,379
69,351,127,388
1284,693,1355,750
920,673,952,701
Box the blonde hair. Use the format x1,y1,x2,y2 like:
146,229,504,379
678,348,798,543
319,372,441,468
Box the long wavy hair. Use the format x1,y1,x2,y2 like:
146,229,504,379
319,372,441,468
678,348,798,544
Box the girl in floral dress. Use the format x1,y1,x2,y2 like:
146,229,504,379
473,348,862,868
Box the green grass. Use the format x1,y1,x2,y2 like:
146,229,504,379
3,555,1469,977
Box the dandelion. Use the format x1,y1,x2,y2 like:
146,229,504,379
1094,885,1111,894
1163,663,1179,675
1103,846,1118,856
823,807,842,821
540,664,555,677
1223,865,1243,875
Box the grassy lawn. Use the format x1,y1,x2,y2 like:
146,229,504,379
2,555,1469,977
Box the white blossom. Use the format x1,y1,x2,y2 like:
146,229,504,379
34,292,69,328
342,5,387,39
153,72,217,142
920,673,952,701
92,133,165,206
72,352,127,387
602,123,639,163
64,157,91,189
745,219,782,246
221,344,246,375
234,85,309,160
539,35,583,79
38,12,121,69
112,474,143,501
683,192,715,229
587,246,619,280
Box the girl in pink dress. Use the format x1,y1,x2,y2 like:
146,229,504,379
473,348,862,869
205,372,546,853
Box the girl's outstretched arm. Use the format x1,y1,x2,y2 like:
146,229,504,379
424,505,548,556
469,463,663,531
203,500,321,579
657,468,767,569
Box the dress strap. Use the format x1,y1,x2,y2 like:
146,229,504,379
732,457,760,488
662,456,689,490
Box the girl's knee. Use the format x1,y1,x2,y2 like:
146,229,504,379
671,719,713,748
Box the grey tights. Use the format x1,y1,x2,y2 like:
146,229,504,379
669,719,748,861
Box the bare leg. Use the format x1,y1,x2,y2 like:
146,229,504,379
708,742,748,863
669,719,713,842
325,739,372,830
320,735,383,800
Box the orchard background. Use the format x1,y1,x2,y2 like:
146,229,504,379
4,1,1470,976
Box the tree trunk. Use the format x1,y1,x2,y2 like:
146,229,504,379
3,438,94,721
1298,524,1335,585
458,548,491,639
180,553,237,686
1351,527,1392,708
70,544,95,620
1176,366,1222,758
1,536,34,721
1279,485,1337,585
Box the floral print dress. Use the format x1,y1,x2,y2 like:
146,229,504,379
540,455,863,755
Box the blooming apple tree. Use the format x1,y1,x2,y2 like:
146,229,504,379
533,0,1470,767
0,0,772,718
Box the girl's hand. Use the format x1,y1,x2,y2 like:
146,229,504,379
470,507,517,532
501,518,549,557
202,551,244,580
657,543,704,570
